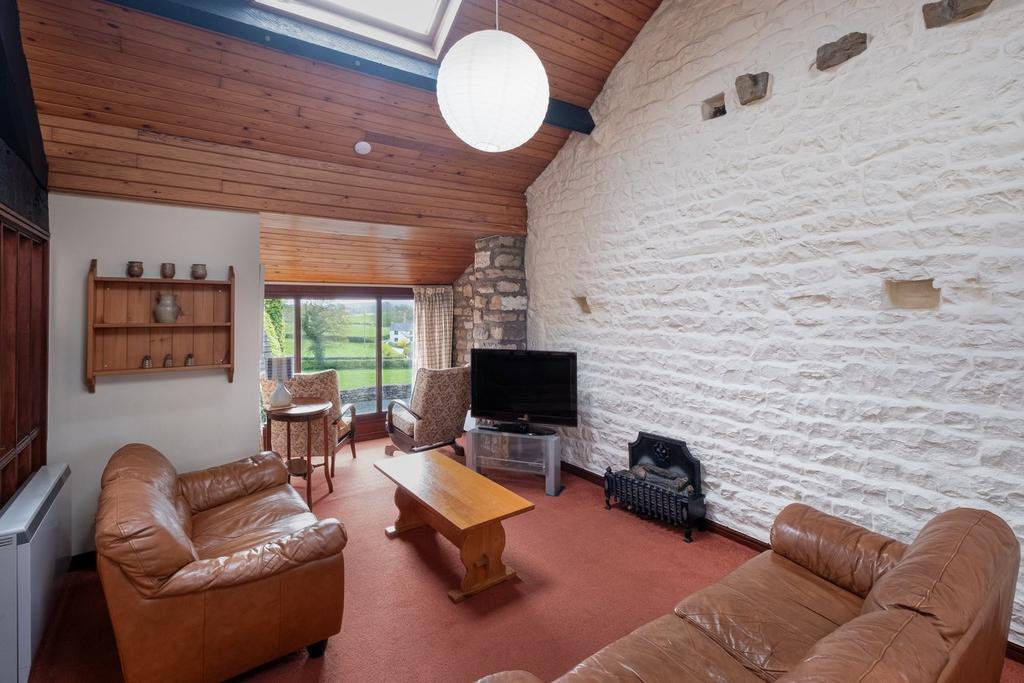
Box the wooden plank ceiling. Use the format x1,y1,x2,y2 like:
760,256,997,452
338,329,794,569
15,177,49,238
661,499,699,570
18,0,661,284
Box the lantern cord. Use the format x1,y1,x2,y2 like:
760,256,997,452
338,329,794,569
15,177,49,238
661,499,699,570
495,0,500,30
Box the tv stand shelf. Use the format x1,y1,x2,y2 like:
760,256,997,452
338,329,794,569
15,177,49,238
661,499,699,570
466,427,562,496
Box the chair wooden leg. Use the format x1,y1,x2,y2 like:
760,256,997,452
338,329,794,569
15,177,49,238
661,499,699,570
350,438,357,459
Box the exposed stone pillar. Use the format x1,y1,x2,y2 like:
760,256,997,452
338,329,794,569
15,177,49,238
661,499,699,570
451,235,527,366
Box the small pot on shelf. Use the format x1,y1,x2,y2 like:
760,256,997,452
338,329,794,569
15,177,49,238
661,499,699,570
160,263,176,279
190,264,207,280
126,261,144,278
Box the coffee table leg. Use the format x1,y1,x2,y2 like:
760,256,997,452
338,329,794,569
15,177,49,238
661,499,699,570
385,487,428,538
448,521,516,603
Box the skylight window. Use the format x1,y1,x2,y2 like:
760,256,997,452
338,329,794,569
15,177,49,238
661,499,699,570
254,0,464,59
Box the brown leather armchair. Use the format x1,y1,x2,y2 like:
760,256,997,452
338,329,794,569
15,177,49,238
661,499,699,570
385,365,471,456
480,504,1020,683
95,444,347,683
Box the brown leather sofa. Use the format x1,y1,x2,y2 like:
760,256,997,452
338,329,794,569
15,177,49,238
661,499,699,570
481,504,1020,683
95,444,347,683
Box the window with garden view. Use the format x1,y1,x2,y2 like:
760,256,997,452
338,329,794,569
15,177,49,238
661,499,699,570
263,290,414,416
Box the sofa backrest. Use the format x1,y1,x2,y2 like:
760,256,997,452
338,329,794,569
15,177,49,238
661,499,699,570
95,444,197,591
862,508,1020,648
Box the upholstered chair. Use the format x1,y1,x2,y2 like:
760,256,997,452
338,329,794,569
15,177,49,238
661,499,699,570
260,369,356,476
385,365,471,456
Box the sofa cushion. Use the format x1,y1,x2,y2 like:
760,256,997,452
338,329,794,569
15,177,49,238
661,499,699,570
190,485,318,559
780,610,948,682
392,410,416,439
862,508,1019,647
674,551,863,680
557,614,762,683
177,452,287,514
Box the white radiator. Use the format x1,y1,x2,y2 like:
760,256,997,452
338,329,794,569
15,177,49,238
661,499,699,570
0,464,71,683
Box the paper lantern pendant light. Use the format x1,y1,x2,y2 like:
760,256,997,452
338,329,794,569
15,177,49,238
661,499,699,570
437,10,549,153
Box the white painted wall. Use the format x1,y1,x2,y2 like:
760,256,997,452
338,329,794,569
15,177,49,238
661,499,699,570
47,194,261,553
526,0,1024,642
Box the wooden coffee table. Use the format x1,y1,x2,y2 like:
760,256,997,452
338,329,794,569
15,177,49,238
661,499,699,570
375,450,535,602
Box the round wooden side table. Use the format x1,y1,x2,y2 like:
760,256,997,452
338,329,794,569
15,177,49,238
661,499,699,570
264,398,333,507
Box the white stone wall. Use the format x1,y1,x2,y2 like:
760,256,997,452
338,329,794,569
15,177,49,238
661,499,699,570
525,0,1024,643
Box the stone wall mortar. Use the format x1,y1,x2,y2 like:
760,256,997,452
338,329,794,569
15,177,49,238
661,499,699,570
525,0,1024,642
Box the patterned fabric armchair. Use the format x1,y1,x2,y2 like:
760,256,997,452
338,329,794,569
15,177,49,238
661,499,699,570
260,369,356,476
385,366,471,456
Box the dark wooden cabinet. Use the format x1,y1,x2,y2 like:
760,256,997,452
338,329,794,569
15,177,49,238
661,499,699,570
0,203,48,510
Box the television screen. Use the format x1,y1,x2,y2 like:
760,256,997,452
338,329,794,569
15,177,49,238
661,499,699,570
471,349,577,426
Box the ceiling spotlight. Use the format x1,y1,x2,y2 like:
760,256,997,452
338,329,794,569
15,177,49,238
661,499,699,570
354,141,372,155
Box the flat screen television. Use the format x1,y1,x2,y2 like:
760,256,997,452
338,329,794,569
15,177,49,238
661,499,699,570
471,349,577,428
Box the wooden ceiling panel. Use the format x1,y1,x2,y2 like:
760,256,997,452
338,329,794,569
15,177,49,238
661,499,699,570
259,216,477,286
19,0,661,284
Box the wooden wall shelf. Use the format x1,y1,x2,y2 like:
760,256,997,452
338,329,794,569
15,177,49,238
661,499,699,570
85,259,235,392
94,364,234,378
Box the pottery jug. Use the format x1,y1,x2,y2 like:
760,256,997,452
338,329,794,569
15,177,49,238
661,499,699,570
154,293,181,323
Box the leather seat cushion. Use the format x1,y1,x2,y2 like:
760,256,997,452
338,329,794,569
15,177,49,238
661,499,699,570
190,485,318,559
558,614,762,683
780,610,949,681
674,551,863,680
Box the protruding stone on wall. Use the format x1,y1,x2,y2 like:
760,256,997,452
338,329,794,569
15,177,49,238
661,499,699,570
923,0,994,28
451,235,527,366
701,93,727,120
816,32,868,71
884,279,941,309
735,72,770,105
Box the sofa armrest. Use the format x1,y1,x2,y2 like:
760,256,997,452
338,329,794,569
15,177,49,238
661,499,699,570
178,452,288,514
771,504,907,598
476,673,544,683
153,519,347,598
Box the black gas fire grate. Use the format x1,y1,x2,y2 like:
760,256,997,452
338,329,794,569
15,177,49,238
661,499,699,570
604,432,707,542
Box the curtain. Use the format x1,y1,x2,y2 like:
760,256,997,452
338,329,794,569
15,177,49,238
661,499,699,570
413,285,454,372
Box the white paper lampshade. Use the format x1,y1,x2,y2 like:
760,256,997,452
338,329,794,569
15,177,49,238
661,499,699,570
266,356,294,381
437,30,549,153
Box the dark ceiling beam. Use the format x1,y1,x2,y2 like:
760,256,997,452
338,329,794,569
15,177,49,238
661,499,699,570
104,0,596,135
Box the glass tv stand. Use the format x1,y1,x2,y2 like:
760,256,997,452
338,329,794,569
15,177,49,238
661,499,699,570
465,425,562,496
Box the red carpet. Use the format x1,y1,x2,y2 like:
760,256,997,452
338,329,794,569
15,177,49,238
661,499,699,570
29,438,1024,682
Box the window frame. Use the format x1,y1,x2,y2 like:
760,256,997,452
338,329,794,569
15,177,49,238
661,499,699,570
252,0,465,59
265,284,414,429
